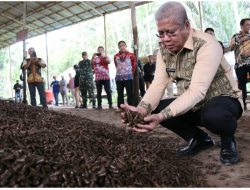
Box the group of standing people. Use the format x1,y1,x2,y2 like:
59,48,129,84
68,46,113,109
63,41,157,110
19,42,157,110
50,75,76,106
73,42,136,110
47,42,157,109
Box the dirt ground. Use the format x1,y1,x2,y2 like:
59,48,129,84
51,103,250,187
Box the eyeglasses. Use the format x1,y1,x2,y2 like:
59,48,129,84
156,25,183,38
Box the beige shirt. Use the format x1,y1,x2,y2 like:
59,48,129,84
138,28,242,119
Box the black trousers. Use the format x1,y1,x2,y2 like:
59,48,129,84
235,65,250,107
152,96,243,142
139,76,146,98
96,80,112,107
116,80,133,108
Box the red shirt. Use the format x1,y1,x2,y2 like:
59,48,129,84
114,51,136,81
92,56,110,80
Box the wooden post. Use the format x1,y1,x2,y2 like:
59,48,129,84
130,2,139,106
146,4,153,55
9,46,13,98
104,14,107,55
45,32,49,89
22,2,27,104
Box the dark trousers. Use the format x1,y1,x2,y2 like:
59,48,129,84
139,76,146,98
28,82,47,108
53,92,59,106
235,65,250,107
96,80,112,107
152,96,242,142
116,80,133,108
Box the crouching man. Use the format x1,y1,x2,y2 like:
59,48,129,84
121,1,243,165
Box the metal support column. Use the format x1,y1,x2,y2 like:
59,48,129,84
22,2,27,104
104,14,107,55
45,32,49,89
9,46,13,98
130,2,139,106
198,1,203,30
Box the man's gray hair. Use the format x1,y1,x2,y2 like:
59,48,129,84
155,1,188,26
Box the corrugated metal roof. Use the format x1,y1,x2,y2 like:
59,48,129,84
0,1,149,49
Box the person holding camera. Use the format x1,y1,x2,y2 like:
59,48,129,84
78,51,96,109
22,47,47,109
92,46,113,109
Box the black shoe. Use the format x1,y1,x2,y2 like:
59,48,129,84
97,106,102,110
92,101,96,109
176,135,214,156
80,102,87,109
109,105,114,109
220,137,239,165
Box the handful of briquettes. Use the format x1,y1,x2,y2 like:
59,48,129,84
123,110,147,128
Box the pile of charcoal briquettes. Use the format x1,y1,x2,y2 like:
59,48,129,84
0,100,207,187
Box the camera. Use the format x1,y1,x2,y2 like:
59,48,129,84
96,53,101,56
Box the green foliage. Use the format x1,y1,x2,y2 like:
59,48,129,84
238,1,250,18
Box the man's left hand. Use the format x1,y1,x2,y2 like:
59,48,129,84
132,113,165,133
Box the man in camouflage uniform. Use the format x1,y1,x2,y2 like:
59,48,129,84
78,51,96,109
